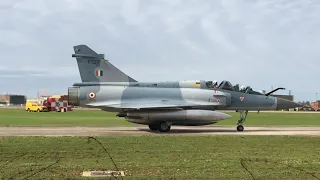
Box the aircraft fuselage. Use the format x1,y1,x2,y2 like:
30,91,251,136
68,83,283,126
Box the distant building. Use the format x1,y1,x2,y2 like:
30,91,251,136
0,94,26,105
311,101,320,111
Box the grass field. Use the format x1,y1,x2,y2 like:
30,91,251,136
0,136,320,179
1,108,320,179
0,108,320,127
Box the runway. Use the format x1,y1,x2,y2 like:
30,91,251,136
0,126,320,136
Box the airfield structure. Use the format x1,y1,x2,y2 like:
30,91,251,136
311,101,320,111
0,94,26,106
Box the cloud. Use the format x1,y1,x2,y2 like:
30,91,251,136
0,0,319,101
0,66,78,78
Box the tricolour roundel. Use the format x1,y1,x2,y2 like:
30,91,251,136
88,92,96,99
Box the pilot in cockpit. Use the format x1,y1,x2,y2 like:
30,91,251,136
213,80,218,88
240,85,246,92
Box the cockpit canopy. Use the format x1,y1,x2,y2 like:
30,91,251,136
204,80,264,95
217,81,234,91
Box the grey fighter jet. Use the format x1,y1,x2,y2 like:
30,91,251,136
68,45,302,132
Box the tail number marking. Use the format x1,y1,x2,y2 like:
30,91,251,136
87,60,100,65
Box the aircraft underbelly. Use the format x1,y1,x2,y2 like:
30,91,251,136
126,119,219,126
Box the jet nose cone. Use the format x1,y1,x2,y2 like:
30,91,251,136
276,98,303,110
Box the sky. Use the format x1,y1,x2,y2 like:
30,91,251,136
0,0,319,102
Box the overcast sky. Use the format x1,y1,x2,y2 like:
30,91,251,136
0,0,319,102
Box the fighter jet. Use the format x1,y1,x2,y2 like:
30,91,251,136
68,45,302,132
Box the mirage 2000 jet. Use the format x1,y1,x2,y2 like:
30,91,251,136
67,45,302,132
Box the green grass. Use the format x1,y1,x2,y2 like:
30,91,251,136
0,108,320,127
0,108,132,126
0,136,320,179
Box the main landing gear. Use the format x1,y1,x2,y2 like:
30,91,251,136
237,110,248,131
148,121,171,132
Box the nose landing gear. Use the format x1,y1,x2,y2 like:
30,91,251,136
237,110,248,131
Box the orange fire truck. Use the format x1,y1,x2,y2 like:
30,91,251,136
41,95,73,112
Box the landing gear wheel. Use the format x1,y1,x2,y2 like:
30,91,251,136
237,125,244,131
148,124,158,131
158,122,171,132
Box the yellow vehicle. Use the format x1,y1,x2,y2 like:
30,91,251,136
25,102,48,112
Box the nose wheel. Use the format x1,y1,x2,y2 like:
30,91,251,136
237,110,248,131
237,125,244,131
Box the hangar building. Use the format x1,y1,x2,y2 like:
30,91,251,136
311,101,320,111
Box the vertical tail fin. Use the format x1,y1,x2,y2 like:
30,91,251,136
72,45,137,82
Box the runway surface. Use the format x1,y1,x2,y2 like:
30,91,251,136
0,126,320,136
